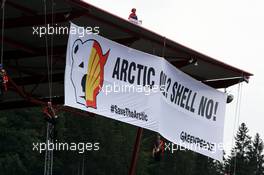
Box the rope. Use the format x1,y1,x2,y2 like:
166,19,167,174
229,82,243,175
43,0,49,174
49,2,55,173
162,37,166,58
44,122,55,175
43,0,52,102
1,0,6,66
233,82,243,175
49,124,54,175
44,122,49,175
43,0,55,174
49,0,55,103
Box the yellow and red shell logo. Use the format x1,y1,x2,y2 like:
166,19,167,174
71,39,110,109
85,41,109,108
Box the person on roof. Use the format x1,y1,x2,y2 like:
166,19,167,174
128,8,138,20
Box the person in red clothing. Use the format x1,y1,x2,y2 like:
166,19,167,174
43,102,58,139
0,67,8,95
43,102,58,125
128,8,138,20
152,134,164,161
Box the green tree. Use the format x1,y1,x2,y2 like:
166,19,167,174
248,133,264,175
226,123,252,175
192,154,224,175
3,107,264,175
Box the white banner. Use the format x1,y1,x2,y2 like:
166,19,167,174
65,23,227,161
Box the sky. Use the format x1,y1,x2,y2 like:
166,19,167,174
85,0,264,154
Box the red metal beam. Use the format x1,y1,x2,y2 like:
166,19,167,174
4,45,66,59
112,37,140,46
0,11,83,28
0,36,36,54
8,76,42,104
7,65,44,76
0,97,63,110
202,77,244,89
6,1,37,15
3,37,139,60
171,59,194,68
13,73,64,86
6,76,94,118
0,96,94,118
128,127,143,175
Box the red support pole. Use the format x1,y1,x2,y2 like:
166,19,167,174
7,76,94,117
128,127,143,175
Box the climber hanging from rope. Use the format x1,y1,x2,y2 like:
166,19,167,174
1,0,7,97
43,102,57,124
43,0,56,174
0,64,8,95
43,102,57,175
43,102,58,139
152,134,164,161
0,67,4,98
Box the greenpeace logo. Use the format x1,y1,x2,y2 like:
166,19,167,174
162,132,225,154
180,131,215,152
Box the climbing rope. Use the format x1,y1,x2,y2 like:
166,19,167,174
0,0,9,95
162,37,166,58
49,0,54,103
43,0,55,174
44,122,51,175
233,82,243,175
44,121,55,175
43,0,51,102
1,0,6,67
49,2,55,173
229,81,243,175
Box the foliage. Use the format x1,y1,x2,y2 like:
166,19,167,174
0,109,263,174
